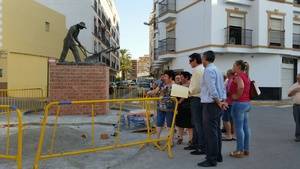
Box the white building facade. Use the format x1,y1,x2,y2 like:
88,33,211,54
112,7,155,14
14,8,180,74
35,0,120,81
149,0,300,100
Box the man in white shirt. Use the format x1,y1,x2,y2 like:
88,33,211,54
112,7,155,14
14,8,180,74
288,74,300,142
184,53,206,155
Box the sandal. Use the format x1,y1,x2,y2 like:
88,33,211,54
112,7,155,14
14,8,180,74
222,136,234,141
177,138,183,145
229,151,244,158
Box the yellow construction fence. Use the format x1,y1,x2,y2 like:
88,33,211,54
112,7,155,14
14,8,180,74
33,97,178,169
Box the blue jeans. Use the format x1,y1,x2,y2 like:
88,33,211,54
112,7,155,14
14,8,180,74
156,110,174,128
231,102,251,151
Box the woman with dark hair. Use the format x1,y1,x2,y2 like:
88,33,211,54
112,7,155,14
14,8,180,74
229,60,251,158
175,71,193,144
156,70,176,144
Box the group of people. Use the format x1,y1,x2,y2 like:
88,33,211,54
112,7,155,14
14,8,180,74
148,50,252,167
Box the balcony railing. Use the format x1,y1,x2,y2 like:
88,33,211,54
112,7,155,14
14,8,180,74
154,48,159,60
224,27,253,46
159,0,176,17
158,38,176,55
293,33,300,49
269,30,285,47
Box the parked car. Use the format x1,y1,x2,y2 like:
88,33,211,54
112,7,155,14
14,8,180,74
137,81,151,90
128,81,137,87
117,81,129,89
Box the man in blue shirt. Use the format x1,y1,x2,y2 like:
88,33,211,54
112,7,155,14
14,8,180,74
198,51,228,167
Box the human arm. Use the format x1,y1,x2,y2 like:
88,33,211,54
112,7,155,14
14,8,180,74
288,85,300,97
205,70,228,110
231,76,244,100
189,72,201,95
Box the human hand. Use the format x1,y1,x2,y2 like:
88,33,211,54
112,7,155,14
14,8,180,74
217,101,229,111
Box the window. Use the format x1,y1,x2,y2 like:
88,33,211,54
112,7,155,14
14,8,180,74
94,0,97,12
295,0,300,5
225,9,252,46
270,18,284,31
94,17,97,35
0,69,3,78
45,22,50,32
269,17,285,47
228,16,245,45
166,29,175,38
282,57,294,64
229,16,244,28
293,24,300,48
94,41,97,53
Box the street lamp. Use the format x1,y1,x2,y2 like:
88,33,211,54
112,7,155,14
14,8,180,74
143,22,151,26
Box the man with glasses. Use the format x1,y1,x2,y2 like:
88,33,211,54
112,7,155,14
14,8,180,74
184,53,206,155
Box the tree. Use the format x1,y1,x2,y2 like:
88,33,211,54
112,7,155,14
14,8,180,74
120,49,132,80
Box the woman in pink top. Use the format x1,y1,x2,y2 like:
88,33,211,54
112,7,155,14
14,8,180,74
229,60,251,158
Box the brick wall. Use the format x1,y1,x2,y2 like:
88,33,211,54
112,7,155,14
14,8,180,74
48,62,109,115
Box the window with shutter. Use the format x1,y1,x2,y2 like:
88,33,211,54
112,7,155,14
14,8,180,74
229,16,244,28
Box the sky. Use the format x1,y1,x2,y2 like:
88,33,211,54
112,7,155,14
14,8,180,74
115,0,153,59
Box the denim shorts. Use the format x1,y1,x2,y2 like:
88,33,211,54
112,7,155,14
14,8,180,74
222,105,232,122
156,110,174,128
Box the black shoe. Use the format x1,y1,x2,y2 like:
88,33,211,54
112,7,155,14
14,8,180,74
217,156,223,162
184,145,197,150
191,150,206,155
197,160,217,167
295,137,300,142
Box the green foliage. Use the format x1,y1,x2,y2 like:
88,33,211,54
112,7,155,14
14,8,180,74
119,49,132,80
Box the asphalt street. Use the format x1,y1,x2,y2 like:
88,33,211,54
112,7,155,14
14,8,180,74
112,106,300,169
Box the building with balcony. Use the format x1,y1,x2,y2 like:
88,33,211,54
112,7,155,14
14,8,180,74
36,0,120,81
129,60,138,80
149,0,300,100
137,55,151,77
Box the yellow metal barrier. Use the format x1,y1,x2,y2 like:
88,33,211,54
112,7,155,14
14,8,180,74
0,88,46,112
0,105,23,169
33,97,178,169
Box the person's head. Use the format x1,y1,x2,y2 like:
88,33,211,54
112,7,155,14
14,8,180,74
152,81,159,89
77,22,87,30
163,70,175,84
226,69,235,79
297,74,300,84
180,71,191,84
244,61,250,75
189,53,202,68
175,74,182,84
202,51,215,67
233,60,249,74
160,74,164,81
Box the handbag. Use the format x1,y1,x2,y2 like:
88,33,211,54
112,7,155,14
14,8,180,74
250,80,261,99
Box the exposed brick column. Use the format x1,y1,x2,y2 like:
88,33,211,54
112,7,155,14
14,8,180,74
48,62,109,115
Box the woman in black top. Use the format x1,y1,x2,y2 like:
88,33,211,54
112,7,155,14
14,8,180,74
176,71,193,144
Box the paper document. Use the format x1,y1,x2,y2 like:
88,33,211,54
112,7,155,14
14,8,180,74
171,84,189,98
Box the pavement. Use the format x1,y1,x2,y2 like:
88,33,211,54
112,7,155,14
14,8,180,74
112,106,300,169
0,103,299,169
